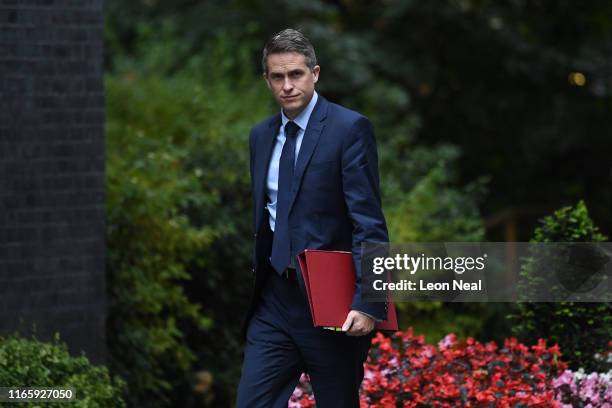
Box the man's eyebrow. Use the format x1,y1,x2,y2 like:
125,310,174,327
269,68,305,77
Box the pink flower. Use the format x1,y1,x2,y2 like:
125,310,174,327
438,333,456,350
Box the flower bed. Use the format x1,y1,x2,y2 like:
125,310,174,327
554,369,612,407
290,328,572,407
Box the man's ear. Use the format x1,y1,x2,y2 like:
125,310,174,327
263,73,272,90
312,65,320,83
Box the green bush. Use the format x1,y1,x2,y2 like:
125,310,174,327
106,35,273,406
106,75,215,406
377,134,505,343
383,144,487,243
0,334,125,407
507,200,611,371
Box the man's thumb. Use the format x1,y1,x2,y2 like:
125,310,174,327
341,313,354,332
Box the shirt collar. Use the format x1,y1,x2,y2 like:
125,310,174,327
281,91,318,132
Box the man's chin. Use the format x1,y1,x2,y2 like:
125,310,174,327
281,101,305,117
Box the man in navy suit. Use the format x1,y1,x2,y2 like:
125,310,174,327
236,28,389,408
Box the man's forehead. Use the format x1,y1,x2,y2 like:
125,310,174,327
266,52,308,72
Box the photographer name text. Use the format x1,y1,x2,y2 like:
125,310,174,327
372,279,482,292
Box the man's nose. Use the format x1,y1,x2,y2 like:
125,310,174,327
282,77,293,91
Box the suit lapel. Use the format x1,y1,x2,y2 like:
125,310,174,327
254,114,281,232
287,96,328,213
253,96,329,227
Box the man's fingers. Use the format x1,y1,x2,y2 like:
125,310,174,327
346,312,376,336
342,311,375,336
346,327,369,336
346,324,364,336
349,323,363,332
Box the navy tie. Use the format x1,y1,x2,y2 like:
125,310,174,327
271,121,300,275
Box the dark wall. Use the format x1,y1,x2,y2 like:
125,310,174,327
0,0,106,363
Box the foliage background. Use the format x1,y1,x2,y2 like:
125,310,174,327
103,1,612,406
0,334,126,407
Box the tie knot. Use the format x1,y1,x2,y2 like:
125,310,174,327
284,121,300,139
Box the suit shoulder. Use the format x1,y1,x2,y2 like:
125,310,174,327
327,100,370,128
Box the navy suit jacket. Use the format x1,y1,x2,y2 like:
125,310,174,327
244,94,389,335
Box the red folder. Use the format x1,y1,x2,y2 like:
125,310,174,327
297,249,398,331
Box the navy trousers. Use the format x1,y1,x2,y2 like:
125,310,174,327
236,265,372,408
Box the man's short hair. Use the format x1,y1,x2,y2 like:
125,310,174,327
262,28,317,74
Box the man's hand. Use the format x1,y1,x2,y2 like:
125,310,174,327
341,310,375,336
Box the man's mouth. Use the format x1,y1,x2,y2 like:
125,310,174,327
282,95,299,100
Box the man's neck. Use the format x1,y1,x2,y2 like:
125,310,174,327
283,110,300,120
282,92,316,122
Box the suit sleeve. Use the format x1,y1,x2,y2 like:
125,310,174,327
341,116,389,321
